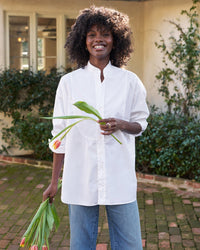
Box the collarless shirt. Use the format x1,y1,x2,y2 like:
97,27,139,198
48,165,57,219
49,61,149,206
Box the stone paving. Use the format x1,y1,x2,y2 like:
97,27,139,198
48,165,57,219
0,162,200,250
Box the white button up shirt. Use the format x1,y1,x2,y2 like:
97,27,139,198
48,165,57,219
49,61,149,206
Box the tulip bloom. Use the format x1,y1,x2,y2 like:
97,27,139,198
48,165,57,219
42,245,48,250
30,245,38,250
52,139,61,149
20,237,25,247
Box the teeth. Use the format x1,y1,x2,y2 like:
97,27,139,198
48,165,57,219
94,45,104,49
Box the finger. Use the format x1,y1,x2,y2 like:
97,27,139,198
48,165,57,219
101,130,113,135
49,197,54,204
104,122,116,131
43,192,48,202
98,118,115,124
100,124,111,130
98,119,108,123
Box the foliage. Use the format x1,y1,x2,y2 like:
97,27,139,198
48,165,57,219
0,69,67,160
155,1,200,117
1,113,53,160
136,107,200,182
20,179,62,249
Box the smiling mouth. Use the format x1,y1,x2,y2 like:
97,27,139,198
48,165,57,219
94,45,105,49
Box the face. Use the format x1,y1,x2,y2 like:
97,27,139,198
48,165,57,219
86,25,113,65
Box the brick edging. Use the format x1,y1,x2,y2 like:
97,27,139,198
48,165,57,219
0,154,52,169
136,172,200,191
1,154,200,191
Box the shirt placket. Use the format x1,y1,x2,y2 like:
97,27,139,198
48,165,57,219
95,73,106,204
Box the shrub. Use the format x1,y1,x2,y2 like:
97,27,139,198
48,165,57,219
136,107,200,182
0,69,69,160
155,1,200,117
2,113,53,160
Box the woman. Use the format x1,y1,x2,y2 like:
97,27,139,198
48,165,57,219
43,6,149,250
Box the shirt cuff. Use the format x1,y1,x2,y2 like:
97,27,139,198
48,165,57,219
134,120,148,137
49,137,66,154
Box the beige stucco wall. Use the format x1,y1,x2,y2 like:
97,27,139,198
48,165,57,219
0,0,196,155
143,0,194,109
0,5,4,68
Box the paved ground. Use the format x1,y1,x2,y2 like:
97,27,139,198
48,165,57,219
0,161,200,250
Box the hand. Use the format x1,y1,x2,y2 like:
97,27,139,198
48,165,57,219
43,182,58,203
98,119,142,135
98,118,122,135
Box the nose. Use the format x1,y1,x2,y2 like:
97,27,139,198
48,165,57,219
95,33,103,42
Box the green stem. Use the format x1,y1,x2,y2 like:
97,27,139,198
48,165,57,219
111,134,122,144
49,117,97,143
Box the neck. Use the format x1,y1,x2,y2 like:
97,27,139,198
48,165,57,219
89,58,109,71
89,58,109,82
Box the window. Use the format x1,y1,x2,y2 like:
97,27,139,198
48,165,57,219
37,17,57,72
6,13,76,72
9,16,30,70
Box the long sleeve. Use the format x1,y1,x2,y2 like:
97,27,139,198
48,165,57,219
49,77,67,154
130,75,149,136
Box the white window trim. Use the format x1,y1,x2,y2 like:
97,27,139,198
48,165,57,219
57,14,66,71
5,12,35,70
5,11,67,72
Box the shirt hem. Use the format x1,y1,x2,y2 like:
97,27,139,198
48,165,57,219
61,197,137,206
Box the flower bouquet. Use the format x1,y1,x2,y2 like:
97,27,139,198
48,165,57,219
45,101,122,149
20,179,62,249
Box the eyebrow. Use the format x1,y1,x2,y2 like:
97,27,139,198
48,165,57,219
87,28,111,33
87,29,95,33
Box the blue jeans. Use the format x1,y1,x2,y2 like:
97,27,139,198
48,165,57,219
68,201,142,250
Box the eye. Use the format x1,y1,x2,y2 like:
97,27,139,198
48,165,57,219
87,32,95,37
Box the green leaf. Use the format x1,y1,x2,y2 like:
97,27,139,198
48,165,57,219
46,203,54,231
32,218,40,246
24,219,39,247
23,199,48,238
49,118,95,143
50,203,60,230
73,101,102,120
41,208,47,248
37,216,43,248
42,115,96,120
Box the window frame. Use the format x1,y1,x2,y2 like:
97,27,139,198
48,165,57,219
5,12,67,72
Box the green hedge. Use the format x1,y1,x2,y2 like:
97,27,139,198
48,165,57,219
136,108,200,182
0,69,66,160
1,113,53,160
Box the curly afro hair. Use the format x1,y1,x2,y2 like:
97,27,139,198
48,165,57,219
65,6,133,68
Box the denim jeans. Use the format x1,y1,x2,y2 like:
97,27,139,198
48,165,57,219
68,201,142,250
